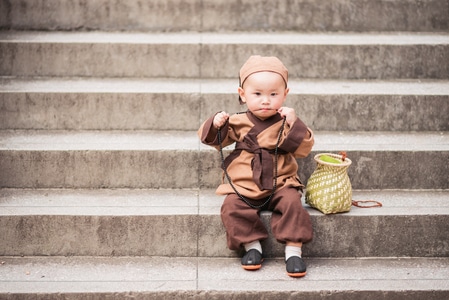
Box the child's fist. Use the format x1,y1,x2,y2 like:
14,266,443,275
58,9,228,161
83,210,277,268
213,111,229,129
277,107,296,126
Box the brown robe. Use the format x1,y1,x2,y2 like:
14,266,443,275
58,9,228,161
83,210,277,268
198,111,314,200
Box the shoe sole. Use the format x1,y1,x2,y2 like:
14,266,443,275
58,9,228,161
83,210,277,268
287,271,307,278
242,264,262,270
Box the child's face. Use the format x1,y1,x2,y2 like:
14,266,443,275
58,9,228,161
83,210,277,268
238,71,289,120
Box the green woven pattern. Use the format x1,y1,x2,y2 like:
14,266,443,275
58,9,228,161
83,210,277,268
305,153,352,214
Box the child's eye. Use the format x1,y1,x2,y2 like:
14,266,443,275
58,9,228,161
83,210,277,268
255,92,261,96
271,93,277,96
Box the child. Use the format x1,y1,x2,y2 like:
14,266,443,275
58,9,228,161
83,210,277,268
198,55,314,277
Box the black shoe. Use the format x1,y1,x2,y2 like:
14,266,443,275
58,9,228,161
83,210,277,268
241,249,263,270
286,256,307,277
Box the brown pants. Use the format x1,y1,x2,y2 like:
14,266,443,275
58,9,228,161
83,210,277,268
220,187,313,251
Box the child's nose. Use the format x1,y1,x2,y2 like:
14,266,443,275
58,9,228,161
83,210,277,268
262,96,270,104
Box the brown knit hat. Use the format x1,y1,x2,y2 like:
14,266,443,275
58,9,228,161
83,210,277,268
238,55,288,104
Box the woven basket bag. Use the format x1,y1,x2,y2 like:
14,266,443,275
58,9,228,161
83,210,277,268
305,153,352,214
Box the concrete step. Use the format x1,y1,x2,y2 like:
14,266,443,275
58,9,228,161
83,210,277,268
1,77,448,131
1,188,448,258
0,256,448,299
1,31,448,79
1,0,448,32
0,130,199,189
0,130,448,190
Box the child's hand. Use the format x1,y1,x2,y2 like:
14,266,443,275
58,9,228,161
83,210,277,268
213,111,230,129
277,107,297,126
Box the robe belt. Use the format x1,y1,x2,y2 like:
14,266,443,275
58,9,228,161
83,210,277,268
223,141,287,191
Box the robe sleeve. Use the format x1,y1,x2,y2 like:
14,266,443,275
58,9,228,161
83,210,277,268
198,113,231,149
280,117,314,158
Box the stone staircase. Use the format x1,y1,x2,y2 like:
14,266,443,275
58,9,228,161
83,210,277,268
1,0,449,299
